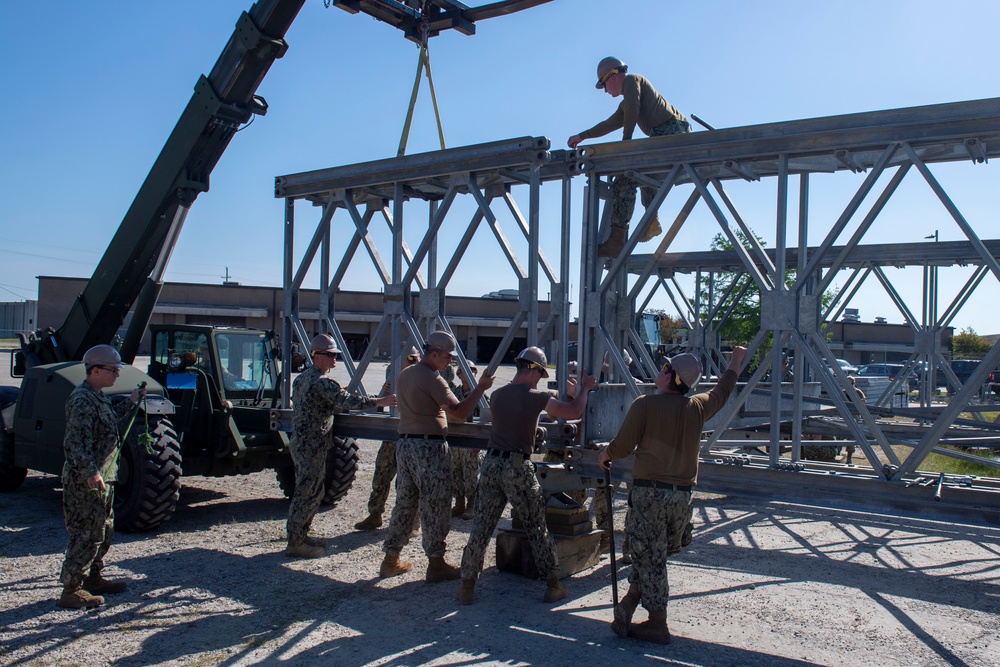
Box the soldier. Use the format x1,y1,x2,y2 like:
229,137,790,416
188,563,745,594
58,344,145,609
444,361,481,520
598,347,746,644
457,347,597,605
286,334,395,558
355,347,421,531
568,57,691,257
379,330,494,583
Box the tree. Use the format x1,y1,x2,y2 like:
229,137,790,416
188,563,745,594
658,313,685,344
698,231,780,345
952,327,992,359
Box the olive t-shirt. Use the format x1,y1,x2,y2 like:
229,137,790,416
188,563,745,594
487,383,551,455
396,363,455,435
606,370,737,486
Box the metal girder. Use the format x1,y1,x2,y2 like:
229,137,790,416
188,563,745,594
277,96,1000,513
330,0,552,42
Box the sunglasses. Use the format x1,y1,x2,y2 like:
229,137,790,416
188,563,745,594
597,68,619,88
97,365,122,375
314,351,340,359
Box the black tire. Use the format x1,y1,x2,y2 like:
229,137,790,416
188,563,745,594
0,386,27,492
322,436,358,505
0,431,27,492
113,416,182,532
275,462,295,499
274,436,359,506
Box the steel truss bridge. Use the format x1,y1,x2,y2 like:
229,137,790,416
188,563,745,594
274,97,1000,523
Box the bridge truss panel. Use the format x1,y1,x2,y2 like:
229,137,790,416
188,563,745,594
277,97,1000,516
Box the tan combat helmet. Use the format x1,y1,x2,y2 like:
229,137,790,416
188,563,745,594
596,56,627,89
82,344,124,370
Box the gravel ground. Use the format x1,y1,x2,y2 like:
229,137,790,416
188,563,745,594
2,357,1000,666
2,443,1000,667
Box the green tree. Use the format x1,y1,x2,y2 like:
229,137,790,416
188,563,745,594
952,327,992,359
699,231,835,356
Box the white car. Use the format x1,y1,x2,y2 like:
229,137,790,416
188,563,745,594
836,359,859,375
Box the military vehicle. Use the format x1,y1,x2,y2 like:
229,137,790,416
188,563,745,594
0,0,547,531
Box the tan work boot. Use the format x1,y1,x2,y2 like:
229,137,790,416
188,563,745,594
620,536,632,565
58,586,104,609
597,226,628,258
354,513,383,531
461,497,475,520
83,573,128,595
451,497,466,518
303,535,325,548
639,215,662,242
611,583,641,637
629,609,671,644
457,578,476,605
379,554,413,578
543,576,568,603
425,557,461,583
285,541,324,559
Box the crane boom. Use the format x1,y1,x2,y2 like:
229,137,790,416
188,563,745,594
20,0,305,367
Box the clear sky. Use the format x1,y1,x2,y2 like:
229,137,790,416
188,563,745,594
2,1,999,335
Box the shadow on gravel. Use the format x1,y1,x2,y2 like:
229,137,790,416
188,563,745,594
11,547,815,667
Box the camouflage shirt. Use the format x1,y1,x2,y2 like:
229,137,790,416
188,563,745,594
291,365,377,443
62,381,133,486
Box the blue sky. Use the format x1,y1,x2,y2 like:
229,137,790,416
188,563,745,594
2,1,999,334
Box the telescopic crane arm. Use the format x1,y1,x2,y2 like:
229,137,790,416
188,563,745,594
20,0,306,368
17,0,550,369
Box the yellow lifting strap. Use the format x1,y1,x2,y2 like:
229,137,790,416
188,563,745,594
397,35,446,158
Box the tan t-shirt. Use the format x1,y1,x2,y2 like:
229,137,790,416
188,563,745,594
606,370,737,485
487,383,551,455
396,362,456,436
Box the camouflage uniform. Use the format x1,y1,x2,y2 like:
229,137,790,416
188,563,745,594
442,365,481,504
366,440,398,516
610,118,691,229
460,452,558,581
59,382,132,589
382,436,453,558
625,486,693,612
287,365,376,544
365,364,401,516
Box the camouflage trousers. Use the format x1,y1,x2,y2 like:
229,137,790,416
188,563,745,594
609,118,692,229
286,437,329,544
60,482,115,589
461,453,558,581
625,485,694,613
452,447,481,501
383,438,452,558
594,482,632,533
366,440,398,516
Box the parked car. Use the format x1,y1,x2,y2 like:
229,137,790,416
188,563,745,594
856,363,918,389
834,358,859,375
948,359,982,386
